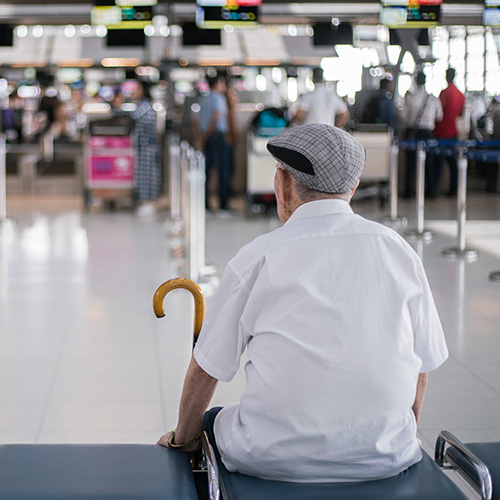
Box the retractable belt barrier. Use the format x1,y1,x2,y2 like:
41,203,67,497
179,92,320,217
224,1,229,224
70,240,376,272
383,143,408,228
168,132,182,224
167,137,218,292
397,139,500,273
0,134,10,227
465,145,500,283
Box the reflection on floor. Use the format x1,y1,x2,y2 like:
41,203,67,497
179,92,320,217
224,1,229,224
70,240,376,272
1,194,499,482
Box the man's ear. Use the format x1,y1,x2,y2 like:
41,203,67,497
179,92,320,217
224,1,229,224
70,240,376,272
275,167,293,202
350,179,360,198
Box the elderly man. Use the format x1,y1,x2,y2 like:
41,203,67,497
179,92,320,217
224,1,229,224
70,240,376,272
158,124,448,483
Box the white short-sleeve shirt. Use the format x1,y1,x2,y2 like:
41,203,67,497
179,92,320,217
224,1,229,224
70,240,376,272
194,199,448,483
295,83,348,126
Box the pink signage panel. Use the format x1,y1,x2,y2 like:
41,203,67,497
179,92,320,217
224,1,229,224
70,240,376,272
89,136,132,149
88,155,134,183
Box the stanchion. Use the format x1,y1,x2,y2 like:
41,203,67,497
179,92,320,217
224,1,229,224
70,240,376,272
193,152,218,291
188,152,199,282
194,152,206,278
383,143,407,228
169,133,181,223
170,142,191,260
184,150,218,292
405,141,432,241
0,133,14,229
441,148,479,261
42,131,54,163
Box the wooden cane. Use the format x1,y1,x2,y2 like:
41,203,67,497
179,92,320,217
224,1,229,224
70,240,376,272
153,278,205,345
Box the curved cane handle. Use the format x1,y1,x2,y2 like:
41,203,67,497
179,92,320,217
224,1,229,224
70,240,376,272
153,278,205,342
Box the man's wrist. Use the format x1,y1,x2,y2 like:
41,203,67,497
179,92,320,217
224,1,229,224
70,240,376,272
167,429,201,450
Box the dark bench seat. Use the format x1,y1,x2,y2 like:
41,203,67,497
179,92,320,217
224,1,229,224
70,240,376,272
0,444,198,500
204,435,469,500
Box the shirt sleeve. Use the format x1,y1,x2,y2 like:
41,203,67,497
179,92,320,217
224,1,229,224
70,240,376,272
434,98,444,123
296,93,311,112
335,95,348,113
409,260,449,373
194,265,249,382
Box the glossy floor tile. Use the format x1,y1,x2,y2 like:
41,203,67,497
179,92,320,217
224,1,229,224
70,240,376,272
1,192,500,477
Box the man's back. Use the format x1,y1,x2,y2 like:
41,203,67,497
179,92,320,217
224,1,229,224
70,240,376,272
194,199,447,483
434,83,465,139
297,84,347,126
404,86,443,130
197,90,228,134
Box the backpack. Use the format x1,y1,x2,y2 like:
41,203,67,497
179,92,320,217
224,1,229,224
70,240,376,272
361,94,380,124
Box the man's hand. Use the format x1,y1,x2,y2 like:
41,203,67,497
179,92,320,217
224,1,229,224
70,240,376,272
156,430,202,453
156,431,173,449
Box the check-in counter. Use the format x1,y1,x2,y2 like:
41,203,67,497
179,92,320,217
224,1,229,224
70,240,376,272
6,141,84,195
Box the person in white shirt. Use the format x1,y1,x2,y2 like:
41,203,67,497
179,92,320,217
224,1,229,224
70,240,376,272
292,68,350,128
402,71,443,198
157,124,448,483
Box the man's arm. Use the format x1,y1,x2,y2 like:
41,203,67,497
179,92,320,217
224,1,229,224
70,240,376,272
335,109,350,129
412,372,428,424
292,108,307,126
157,355,218,451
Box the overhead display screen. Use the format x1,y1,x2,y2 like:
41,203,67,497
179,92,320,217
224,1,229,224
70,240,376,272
196,0,260,28
380,0,442,28
91,5,153,29
484,0,500,26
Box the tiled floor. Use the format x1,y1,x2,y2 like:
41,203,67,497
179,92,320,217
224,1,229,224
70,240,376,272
1,192,499,483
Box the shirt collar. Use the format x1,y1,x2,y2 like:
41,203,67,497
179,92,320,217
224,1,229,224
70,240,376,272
285,199,353,225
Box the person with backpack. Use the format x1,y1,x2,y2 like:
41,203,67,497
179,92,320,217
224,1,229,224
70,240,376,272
401,71,443,199
361,78,397,131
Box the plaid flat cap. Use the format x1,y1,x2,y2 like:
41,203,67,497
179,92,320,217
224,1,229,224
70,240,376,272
266,124,366,194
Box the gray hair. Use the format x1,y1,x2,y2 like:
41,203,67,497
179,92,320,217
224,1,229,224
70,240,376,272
292,176,351,203
276,162,351,202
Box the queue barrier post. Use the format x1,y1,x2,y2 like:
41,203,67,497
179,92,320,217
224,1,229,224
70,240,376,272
0,134,14,229
405,140,433,241
0,134,7,222
169,141,191,260
168,132,181,223
382,143,407,229
188,151,200,282
172,142,218,292
441,147,479,261
487,150,500,281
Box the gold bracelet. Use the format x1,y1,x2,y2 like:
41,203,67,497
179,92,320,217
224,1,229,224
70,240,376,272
167,430,202,449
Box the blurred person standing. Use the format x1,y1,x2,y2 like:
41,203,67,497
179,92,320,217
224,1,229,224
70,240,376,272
110,90,125,115
193,72,232,214
361,78,397,131
431,68,466,198
292,67,349,129
402,71,443,199
131,80,161,217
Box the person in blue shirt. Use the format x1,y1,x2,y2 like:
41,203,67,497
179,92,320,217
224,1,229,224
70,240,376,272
193,73,232,213
361,78,397,132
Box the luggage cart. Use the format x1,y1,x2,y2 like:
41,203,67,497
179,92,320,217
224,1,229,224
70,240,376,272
351,126,392,207
84,116,135,210
246,109,287,215
246,133,279,215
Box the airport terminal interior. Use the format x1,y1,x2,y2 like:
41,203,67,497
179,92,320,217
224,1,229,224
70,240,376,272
1,0,500,498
